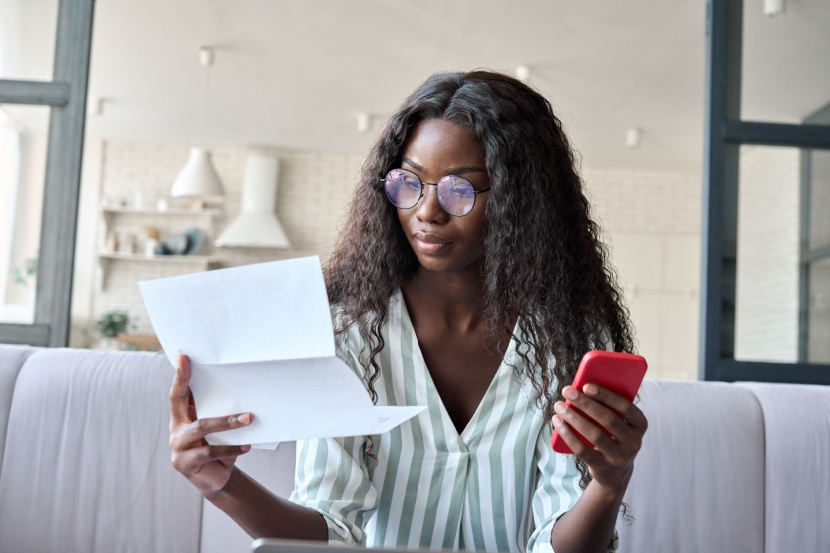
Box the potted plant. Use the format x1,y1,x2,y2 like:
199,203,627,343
12,257,38,288
95,310,134,349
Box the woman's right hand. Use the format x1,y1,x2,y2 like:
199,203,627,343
169,354,253,497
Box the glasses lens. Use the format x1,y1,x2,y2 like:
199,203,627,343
385,169,422,209
437,176,476,216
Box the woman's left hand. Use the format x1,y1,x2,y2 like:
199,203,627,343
552,384,648,493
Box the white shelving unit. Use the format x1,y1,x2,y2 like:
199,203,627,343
97,206,223,291
101,206,221,237
98,252,218,264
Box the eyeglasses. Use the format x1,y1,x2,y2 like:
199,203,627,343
382,168,490,217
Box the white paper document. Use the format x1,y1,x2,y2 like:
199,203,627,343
139,256,424,447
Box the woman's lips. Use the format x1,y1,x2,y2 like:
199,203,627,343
413,232,451,255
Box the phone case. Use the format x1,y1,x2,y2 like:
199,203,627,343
550,350,647,454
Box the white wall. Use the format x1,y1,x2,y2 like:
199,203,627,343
69,138,104,346
585,169,702,381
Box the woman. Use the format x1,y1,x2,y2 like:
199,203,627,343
170,70,647,553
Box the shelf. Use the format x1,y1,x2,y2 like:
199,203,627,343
96,252,220,291
117,332,162,351
98,252,218,264
101,206,221,238
102,206,221,216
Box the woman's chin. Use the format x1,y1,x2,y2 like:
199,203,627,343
413,252,484,276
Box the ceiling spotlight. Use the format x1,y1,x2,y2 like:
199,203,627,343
357,112,371,133
625,127,642,149
515,65,531,82
764,0,785,16
199,46,215,67
89,96,105,116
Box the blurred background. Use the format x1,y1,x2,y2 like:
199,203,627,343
1,0,829,378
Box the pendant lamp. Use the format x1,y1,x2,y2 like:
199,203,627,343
171,147,225,199
171,47,225,204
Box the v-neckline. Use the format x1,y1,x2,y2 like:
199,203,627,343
395,289,518,442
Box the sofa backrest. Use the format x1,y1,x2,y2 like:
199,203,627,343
1,344,828,553
616,379,766,552
0,347,203,553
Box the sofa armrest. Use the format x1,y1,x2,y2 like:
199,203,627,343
0,345,36,479
0,347,204,553
737,382,830,553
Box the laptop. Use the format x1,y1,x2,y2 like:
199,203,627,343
252,538,453,553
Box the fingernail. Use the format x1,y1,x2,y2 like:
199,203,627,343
240,444,251,452
554,401,567,414
237,413,251,424
584,384,598,396
563,387,578,400
552,415,563,428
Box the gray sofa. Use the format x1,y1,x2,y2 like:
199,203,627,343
0,344,828,553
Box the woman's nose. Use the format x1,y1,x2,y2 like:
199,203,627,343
415,184,449,224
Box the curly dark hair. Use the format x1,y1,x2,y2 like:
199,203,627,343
324,70,635,495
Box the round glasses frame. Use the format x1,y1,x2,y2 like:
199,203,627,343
381,168,491,217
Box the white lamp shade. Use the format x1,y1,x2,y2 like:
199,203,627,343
171,148,225,198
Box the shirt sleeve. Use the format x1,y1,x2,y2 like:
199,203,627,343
289,434,379,544
288,316,378,545
525,424,619,553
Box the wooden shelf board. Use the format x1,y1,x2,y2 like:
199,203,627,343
98,252,218,264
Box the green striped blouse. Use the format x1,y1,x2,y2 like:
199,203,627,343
290,291,616,552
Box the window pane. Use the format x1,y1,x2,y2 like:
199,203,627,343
0,0,59,81
808,259,830,363
733,144,830,364
808,149,830,250
806,150,830,363
741,0,830,124
0,104,48,324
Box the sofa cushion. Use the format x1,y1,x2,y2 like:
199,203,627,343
0,345,36,478
738,382,830,553
0,348,203,553
617,379,765,553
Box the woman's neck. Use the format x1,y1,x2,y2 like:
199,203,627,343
402,265,487,333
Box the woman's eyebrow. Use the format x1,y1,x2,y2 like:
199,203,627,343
401,157,425,172
402,157,486,176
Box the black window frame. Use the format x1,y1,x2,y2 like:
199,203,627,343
702,0,830,383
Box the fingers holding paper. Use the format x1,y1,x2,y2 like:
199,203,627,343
169,354,253,496
169,352,198,425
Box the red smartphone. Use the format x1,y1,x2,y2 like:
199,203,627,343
550,350,647,454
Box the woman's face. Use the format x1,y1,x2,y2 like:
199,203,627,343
396,118,490,275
